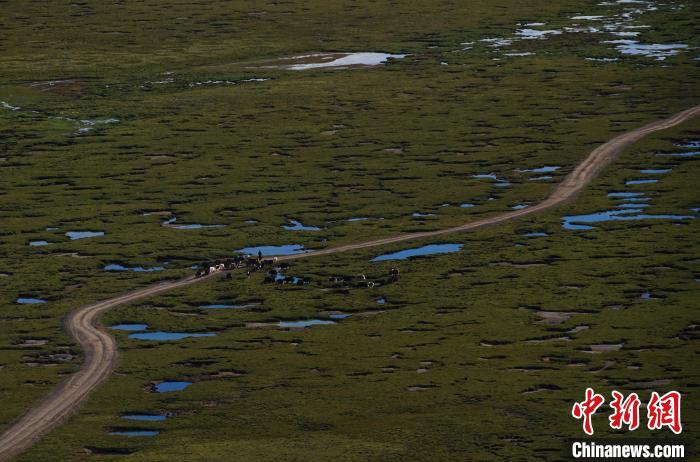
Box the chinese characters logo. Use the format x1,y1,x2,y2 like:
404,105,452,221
571,388,682,435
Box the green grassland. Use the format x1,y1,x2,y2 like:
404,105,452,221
1,0,699,460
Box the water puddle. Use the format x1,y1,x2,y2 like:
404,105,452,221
515,28,563,39
563,210,693,230
167,220,225,230
460,203,476,208
121,414,167,422
618,203,648,209
282,219,321,231
503,52,534,57
571,15,606,20
188,79,235,87
17,298,47,304
76,118,119,134
16,339,48,346
607,191,644,198
110,430,159,437
272,52,406,70
3,99,119,135
587,343,624,353
524,232,548,237
658,151,700,158
566,181,694,230
639,169,671,174
657,141,700,157
154,381,191,393
535,311,575,325
371,243,463,262
277,319,336,328
104,264,164,272
469,1,683,63
110,324,149,331
518,165,560,173
1,101,20,111
472,173,497,180
175,223,225,229
328,313,352,320
412,212,435,217
65,231,104,240
129,331,216,341
236,245,307,256
603,40,687,60
625,179,658,185
29,241,49,247
472,173,512,188
200,303,259,309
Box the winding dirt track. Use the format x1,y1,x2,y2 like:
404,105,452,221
1,105,699,461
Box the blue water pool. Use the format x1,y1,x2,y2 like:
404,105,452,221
236,245,307,256
154,381,192,393
371,243,463,262
563,209,693,231
121,414,167,422
129,331,216,341
17,298,47,304
65,231,104,240
282,219,321,231
110,430,159,437
104,264,164,272
625,179,658,185
110,324,149,331
277,319,336,328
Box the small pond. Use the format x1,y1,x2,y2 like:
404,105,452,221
110,324,149,331
236,245,307,256
277,319,336,328
121,414,167,422
17,298,47,304
155,381,192,393
110,430,159,437
282,220,321,231
371,243,463,262
129,331,216,341
282,52,406,70
65,231,104,240
199,303,259,309
104,264,164,272
563,209,693,231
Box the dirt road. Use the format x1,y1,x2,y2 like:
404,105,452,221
1,105,698,461
278,105,700,260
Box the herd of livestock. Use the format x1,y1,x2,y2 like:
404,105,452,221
195,253,400,288
194,253,274,278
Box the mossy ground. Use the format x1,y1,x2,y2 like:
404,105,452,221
1,0,698,460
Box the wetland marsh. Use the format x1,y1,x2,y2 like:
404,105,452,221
0,0,698,460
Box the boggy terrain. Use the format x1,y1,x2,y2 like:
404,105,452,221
0,0,699,460
2,105,697,461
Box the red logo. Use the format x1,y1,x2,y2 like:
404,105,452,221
609,391,641,431
572,388,605,435
647,391,682,434
572,389,682,435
